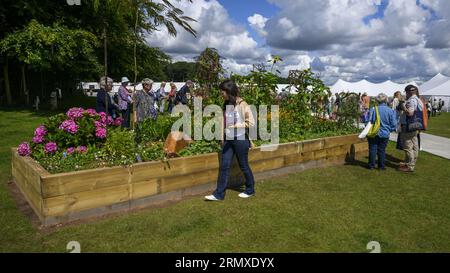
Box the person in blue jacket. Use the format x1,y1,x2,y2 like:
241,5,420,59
367,93,397,170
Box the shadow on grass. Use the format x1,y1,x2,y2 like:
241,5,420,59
346,153,402,170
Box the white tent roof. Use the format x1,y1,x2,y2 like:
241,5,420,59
422,80,450,96
420,73,450,92
330,79,418,97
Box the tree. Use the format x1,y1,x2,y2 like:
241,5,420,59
0,20,100,105
195,48,223,98
165,61,196,82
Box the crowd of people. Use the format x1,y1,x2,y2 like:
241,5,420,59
96,75,429,182
359,85,428,173
95,76,194,128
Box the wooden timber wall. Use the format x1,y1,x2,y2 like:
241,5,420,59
11,134,368,226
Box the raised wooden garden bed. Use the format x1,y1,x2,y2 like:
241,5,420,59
11,134,368,226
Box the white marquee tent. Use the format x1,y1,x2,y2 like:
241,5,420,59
330,79,418,97
419,73,450,93
421,74,450,112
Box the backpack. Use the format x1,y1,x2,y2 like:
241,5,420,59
367,106,381,138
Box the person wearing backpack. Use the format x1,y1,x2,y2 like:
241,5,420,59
398,85,425,173
366,93,397,170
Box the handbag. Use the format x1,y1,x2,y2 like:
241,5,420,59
367,106,380,138
358,122,372,139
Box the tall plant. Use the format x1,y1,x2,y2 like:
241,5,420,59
195,47,223,98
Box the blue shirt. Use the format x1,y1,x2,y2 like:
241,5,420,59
369,103,397,139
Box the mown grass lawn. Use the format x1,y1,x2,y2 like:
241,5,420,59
1,109,450,253
427,112,450,138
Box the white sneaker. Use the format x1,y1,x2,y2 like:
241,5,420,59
238,192,254,199
205,195,221,201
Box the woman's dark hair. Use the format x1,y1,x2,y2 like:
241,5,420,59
405,85,418,93
219,79,239,107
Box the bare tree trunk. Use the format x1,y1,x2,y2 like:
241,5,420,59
3,59,12,105
21,64,29,106
103,24,109,117
132,1,139,130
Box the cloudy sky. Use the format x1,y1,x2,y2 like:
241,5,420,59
147,0,450,85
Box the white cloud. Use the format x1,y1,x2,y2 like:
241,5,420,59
147,0,267,62
146,0,450,85
248,14,268,37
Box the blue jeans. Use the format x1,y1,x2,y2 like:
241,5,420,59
213,140,255,200
368,136,389,169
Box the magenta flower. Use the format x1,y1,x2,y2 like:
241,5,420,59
95,127,107,139
67,107,84,119
59,120,79,134
84,108,97,117
77,146,88,153
44,142,58,154
94,121,106,129
114,117,123,126
67,147,75,155
32,135,44,144
99,112,107,124
107,116,114,126
18,142,31,156
34,125,47,138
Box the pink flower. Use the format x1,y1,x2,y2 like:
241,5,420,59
107,116,114,126
18,142,31,156
114,117,123,126
44,142,58,154
94,121,106,129
95,127,107,139
99,112,107,124
77,146,88,153
84,108,97,117
67,147,75,155
32,135,44,144
34,125,47,138
59,120,79,134
67,107,84,119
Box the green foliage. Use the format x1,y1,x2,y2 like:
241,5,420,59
195,47,223,98
336,92,361,130
178,140,221,157
165,61,196,82
135,115,179,144
279,69,331,135
37,147,100,174
103,128,136,165
0,20,101,73
231,70,278,106
137,142,165,162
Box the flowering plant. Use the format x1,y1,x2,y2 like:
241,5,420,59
19,107,122,162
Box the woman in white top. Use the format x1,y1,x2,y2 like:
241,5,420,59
205,80,256,201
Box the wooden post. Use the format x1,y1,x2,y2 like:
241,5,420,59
2,58,12,105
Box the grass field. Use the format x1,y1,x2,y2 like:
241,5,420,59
1,109,450,253
427,112,450,138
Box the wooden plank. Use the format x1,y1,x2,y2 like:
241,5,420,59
250,157,285,173
43,184,130,217
353,142,368,153
323,134,359,149
302,139,324,152
131,153,219,183
160,169,217,193
325,144,352,158
313,149,327,160
11,149,43,196
131,179,159,200
12,163,43,217
249,142,300,162
41,166,131,198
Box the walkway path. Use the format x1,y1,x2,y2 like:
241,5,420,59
389,132,450,159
